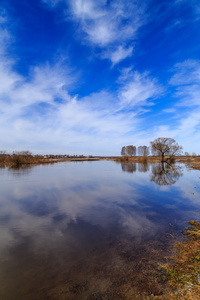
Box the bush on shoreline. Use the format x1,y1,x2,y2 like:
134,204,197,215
0,153,49,168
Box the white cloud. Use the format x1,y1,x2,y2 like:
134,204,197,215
119,69,162,108
169,60,200,86
178,110,200,134
0,50,160,154
148,60,200,153
0,59,142,153
42,0,146,64
70,0,107,20
0,61,74,121
169,60,200,107
0,162,159,254
0,10,163,155
69,0,144,45
104,45,133,65
149,113,200,155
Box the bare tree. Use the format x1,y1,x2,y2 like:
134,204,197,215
143,146,150,156
127,145,137,156
138,145,149,156
121,146,126,156
121,145,136,156
132,146,136,156
0,150,7,154
138,146,142,156
126,145,133,156
18,150,32,156
150,137,183,162
0,150,7,164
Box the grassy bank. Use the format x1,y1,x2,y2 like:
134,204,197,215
0,154,101,168
110,155,200,170
176,156,200,170
161,220,200,299
0,154,55,168
1,153,200,169
141,220,200,300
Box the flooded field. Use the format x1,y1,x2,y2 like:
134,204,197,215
0,161,199,299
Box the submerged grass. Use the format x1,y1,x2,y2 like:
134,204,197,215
160,220,200,299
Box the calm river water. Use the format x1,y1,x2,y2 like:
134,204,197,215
0,161,200,299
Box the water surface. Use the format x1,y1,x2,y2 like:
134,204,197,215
0,161,199,299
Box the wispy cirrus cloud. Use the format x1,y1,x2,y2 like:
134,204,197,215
42,0,147,65
0,12,162,154
0,62,160,154
169,60,200,146
69,0,145,45
169,60,200,107
150,59,200,153
103,45,133,66
118,68,162,108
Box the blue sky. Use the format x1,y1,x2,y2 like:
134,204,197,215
0,0,200,155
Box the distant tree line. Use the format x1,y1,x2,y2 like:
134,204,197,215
121,145,150,156
184,152,197,156
121,137,183,160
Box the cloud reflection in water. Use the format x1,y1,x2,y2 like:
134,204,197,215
0,161,200,299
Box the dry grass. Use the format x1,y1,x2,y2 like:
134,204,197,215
0,154,101,168
1,153,200,169
110,156,200,170
161,221,200,299
177,156,200,170
111,156,161,163
0,154,54,168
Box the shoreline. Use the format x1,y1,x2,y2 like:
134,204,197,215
1,155,200,170
108,156,200,170
160,221,200,299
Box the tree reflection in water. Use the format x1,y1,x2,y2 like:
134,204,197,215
150,163,183,186
138,163,149,173
120,161,183,186
121,162,150,173
8,165,33,177
121,162,137,173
